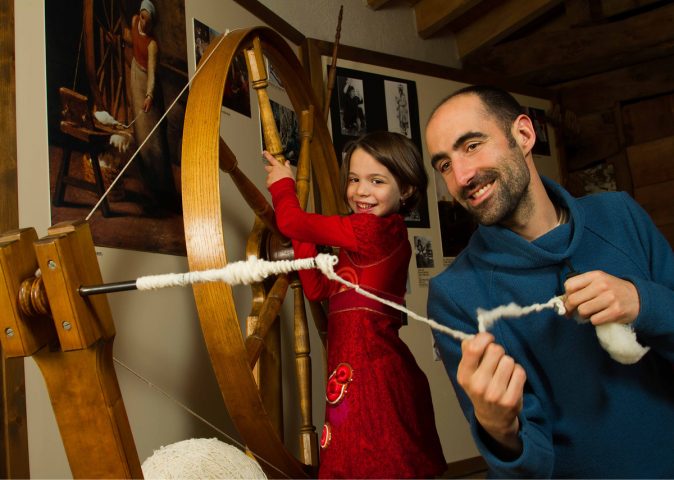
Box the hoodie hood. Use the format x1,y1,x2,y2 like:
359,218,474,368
466,177,585,270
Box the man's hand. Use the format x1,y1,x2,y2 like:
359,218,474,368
263,151,293,187
457,332,525,455
564,271,639,325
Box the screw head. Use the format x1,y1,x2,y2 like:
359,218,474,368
48,260,57,270
5,328,14,337
62,321,71,331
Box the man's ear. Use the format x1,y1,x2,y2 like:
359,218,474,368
512,114,536,156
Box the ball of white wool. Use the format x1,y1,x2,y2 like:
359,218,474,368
142,437,267,479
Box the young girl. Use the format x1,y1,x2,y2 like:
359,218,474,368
264,131,446,479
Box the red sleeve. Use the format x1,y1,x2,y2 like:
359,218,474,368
292,239,336,301
269,178,357,250
269,178,341,301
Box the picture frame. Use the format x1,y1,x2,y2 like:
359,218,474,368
194,18,251,118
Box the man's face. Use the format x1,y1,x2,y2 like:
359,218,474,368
426,94,531,226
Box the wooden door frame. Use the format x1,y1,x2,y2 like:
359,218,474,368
0,0,29,478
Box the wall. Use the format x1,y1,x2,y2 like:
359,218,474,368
258,0,461,69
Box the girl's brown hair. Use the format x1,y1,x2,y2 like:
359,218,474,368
340,131,427,216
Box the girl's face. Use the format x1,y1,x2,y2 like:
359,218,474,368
346,148,409,217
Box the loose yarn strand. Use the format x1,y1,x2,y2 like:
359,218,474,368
312,255,472,341
477,296,566,332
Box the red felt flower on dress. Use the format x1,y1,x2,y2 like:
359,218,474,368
326,362,353,405
320,422,331,449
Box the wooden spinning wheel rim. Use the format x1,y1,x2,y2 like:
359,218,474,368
181,27,341,478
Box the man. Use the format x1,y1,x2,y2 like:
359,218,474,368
425,85,674,478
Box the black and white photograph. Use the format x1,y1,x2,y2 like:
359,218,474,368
264,100,301,165
414,235,435,268
526,106,551,156
337,76,366,136
385,80,411,138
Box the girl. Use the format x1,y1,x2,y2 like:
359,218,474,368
264,131,446,479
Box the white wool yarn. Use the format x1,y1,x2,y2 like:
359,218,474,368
595,322,650,364
142,438,267,479
477,296,650,365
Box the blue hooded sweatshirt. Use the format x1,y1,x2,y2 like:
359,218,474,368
428,177,674,478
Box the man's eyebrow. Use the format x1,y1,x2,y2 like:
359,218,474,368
452,131,486,150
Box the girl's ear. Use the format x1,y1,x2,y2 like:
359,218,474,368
401,185,414,202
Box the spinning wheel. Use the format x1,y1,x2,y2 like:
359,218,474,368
181,27,344,478
0,23,344,479
82,0,130,123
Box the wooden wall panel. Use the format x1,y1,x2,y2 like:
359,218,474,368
626,135,674,188
633,180,674,228
622,94,674,145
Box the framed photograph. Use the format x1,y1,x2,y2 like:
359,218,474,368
329,66,430,228
414,235,435,268
266,56,285,90
384,80,411,138
433,170,476,259
193,18,214,67
193,18,251,118
525,106,551,156
262,100,301,166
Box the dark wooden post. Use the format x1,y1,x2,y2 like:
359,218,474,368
0,0,30,477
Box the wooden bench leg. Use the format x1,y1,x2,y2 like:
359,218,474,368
52,142,112,218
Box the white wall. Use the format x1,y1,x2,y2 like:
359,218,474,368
258,0,461,68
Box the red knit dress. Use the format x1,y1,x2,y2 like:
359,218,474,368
270,178,446,479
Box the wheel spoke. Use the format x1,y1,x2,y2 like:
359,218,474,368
245,274,289,369
292,277,318,467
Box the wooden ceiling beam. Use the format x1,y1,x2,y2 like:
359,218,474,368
557,53,674,114
414,0,484,38
464,2,674,86
366,0,394,10
601,0,664,17
453,0,561,58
